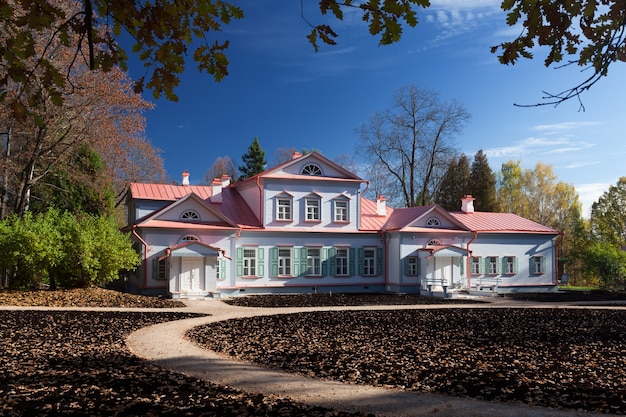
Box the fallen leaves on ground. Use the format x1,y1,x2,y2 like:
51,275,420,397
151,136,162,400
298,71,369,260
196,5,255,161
189,308,626,414
0,310,371,417
223,293,484,308
0,287,186,308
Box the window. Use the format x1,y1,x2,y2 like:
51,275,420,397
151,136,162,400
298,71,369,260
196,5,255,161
470,256,481,275
363,249,376,276
305,198,320,221
427,239,442,247
531,256,546,274
277,198,292,221
426,217,440,226
335,248,349,276
487,256,498,275
307,248,321,276
181,210,200,220
503,256,517,275
156,258,168,280
243,249,257,276
334,200,348,222
278,248,292,276
301,164,322,175
406,257,418,276
180,235,199,242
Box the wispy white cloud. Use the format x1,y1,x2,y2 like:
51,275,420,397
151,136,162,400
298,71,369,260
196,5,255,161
532,121,601,132
566,161,600,169
484,136,594,159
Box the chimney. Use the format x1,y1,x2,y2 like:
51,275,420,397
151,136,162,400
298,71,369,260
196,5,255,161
182,170,190,186
292,151,302,159
220,174,231,188
376,195,387,216
211,178,223,203
461,195,475,213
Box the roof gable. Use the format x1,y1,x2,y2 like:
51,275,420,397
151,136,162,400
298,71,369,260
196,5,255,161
383,205,467,231
139,192,237,227
238,151,363,184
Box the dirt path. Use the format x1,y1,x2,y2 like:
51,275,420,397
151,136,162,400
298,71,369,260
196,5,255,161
126,299,603,417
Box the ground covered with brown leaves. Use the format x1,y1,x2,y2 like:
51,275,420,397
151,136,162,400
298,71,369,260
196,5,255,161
0,309,370,417
189,307,626,415
0,287,186,308
224,292,484,308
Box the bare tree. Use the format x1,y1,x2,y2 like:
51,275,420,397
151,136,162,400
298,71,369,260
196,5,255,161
355,85,470,207
201,156,237,184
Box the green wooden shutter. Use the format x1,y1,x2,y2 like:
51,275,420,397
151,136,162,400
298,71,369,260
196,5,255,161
329,247,337,276
219,260,226,279
152,259,158,279
271,247,279,276
459,256,464,275
301,248,307,276
514,257,519,274
349,248,356,276
358,248,365,276
257,248,264,276
321,248,328,276
403,257,410,276
376,247,383,276
484,257,490,274
417,257,421,277
236,247,243,277
541,256,547,274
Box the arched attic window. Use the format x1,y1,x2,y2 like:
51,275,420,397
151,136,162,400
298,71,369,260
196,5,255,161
426,217,440,226
426,239,442,247
180,210,200,220
180,235,199,242
301,164,323,176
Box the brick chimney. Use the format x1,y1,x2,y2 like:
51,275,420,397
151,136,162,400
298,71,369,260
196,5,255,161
292,151,302,159
182,170,190,186
461,195,475,213
376,195,387,216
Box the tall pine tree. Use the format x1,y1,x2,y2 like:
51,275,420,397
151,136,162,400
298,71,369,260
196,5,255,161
468,149,498,212
435,155,470,211
239,137,267,179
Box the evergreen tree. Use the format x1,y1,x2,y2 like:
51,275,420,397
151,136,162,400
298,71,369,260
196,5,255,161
435,155,470,211
239,137,266,179
468,150,498,212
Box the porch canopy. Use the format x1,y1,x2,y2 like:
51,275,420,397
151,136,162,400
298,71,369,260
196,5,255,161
167,241,221,258
419,245,469,258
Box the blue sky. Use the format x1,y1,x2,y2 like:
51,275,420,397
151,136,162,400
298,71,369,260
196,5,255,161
124,1,626,217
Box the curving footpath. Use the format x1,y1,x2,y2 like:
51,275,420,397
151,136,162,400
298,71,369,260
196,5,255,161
126,298,608,417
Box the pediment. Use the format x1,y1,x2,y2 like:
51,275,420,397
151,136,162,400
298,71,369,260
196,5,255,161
267,151,362,180
140,193,237,227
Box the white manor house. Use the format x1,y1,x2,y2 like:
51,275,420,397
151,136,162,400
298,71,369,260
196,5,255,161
124,151,560,299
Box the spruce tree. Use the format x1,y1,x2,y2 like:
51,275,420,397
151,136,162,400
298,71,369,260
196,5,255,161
239,137,267,179
435,155,470,211
468,149,498,212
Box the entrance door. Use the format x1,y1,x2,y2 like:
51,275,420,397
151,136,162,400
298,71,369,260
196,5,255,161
424,256,454,290
180,257,203,292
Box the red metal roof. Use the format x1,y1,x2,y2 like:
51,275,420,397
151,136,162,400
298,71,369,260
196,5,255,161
448,211,559,234
359,197,392,231
130,183,261,228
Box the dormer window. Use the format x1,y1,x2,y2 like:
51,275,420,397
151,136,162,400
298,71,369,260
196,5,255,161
181,210,200,220
276,194,293,221
426,217,440,227
305,195,321,221
301,164,322,176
